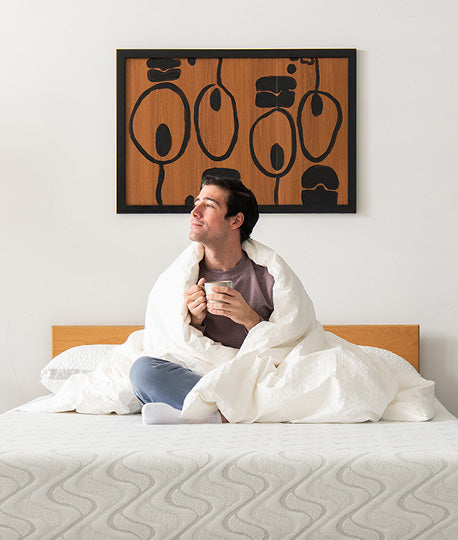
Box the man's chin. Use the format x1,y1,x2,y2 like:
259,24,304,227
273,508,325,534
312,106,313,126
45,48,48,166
189,231,203,242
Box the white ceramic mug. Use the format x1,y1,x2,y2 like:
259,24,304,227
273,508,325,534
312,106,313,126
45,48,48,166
204,280,233,302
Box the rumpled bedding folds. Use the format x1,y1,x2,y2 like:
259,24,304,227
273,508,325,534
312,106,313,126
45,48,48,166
19,240,435,422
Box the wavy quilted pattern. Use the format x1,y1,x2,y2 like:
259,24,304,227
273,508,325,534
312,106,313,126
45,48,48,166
1,402,458,539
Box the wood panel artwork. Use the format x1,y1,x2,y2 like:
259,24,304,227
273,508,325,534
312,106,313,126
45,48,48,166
117,49,356,213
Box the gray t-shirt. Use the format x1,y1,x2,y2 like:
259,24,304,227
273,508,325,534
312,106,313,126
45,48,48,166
192,252,274,349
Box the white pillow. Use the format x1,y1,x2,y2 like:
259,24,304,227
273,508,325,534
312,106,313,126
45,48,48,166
359,345,418,373
40,344,117,393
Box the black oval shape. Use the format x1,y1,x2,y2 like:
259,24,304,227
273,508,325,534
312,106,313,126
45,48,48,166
156,123,172,157
185,194,195,207
147,58,181,69
129,82,191,166
311,93,323,116
210,88,221,111
249,108,297,178
256,76,297,92
302,165,339,190
270,143,285,171
194,83,239,161
297,90,343,163
301,185,338,207
203,167,240,181
147,69,181,82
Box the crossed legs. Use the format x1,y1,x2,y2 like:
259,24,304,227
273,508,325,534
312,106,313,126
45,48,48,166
129,356,223,424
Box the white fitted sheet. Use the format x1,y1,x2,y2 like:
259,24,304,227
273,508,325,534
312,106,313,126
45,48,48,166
1,399,458,539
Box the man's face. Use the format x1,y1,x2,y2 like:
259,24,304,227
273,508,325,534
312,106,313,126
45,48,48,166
189,185,236,246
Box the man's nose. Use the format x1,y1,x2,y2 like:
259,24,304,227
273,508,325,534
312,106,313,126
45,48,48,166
191,203,202,217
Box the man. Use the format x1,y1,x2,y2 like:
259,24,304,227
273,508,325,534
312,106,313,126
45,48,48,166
129,172,274,424
21,175,433,423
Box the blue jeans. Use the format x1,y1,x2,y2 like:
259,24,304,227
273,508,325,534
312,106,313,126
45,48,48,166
129,357,202,410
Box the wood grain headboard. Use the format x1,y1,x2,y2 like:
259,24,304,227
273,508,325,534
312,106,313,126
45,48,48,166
52,324,419,371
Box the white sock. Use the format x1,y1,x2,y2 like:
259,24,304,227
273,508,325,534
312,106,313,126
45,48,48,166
141,402,222,425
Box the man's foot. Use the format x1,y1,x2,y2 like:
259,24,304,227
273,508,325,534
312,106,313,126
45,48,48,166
141,402,223,425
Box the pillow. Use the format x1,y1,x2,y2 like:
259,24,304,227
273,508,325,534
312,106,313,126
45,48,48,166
40,344,117,393
359,346,435,421
360,345,417,373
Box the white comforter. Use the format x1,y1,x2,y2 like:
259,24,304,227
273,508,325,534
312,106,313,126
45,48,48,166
20,240,435,422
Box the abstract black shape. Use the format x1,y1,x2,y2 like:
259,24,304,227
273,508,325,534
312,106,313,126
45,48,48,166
147,58,181,69
187,58,196,65
287,64,296,74
270,143,284,171
301,185,338,207
249,108,296,205
297,90,342,162
202,167,241,181
256,91,295,108
302,165,339,190
130,83,191,165
147,69,181,82
185,194,195,207
297,57,343,162
255,76,296,108
311,93,323,116
155,123,172,157
256,77,297,92
210,87,221,111
250,109,296,178
194,58,238,161
129,82,191,205
147,58,181,82
156,165,165,206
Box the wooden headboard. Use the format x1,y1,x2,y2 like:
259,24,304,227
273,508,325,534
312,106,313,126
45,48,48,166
52,324,419,371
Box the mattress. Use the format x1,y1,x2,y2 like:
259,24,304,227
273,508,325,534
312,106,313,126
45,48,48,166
1,399,458,540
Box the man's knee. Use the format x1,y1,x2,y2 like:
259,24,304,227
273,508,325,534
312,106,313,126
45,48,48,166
129,357,170,402
129,356,201,408
130,356,164,381
130,356,150,385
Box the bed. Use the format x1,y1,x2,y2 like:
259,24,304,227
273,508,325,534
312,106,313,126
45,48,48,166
1,325,457,539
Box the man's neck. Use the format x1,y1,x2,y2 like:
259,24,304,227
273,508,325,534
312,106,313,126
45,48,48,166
203,243,244,271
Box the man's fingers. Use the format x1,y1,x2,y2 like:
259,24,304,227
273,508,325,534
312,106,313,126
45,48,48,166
187,287,205,302
208,302,229,313
208,294,230,304
190,295,206,310
193,301,207,313
211,286,235,295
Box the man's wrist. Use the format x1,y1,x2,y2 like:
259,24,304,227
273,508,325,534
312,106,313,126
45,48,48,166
244,313,261,332
190,314,205,327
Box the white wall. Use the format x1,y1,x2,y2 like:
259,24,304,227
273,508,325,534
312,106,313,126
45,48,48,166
1,0,457,415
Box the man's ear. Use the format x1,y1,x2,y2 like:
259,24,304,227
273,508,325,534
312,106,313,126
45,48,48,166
230,212,244,231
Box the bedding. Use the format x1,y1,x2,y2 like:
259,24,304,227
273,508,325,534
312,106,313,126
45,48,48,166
40,344,116,392
1,399,457,539
18,240,435,423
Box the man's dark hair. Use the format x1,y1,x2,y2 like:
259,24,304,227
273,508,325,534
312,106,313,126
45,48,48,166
201,169,259,243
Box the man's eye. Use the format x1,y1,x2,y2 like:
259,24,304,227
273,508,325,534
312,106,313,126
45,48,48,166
193,201,214,209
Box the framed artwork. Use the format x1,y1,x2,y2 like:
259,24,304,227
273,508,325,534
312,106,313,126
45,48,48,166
117,49,356,213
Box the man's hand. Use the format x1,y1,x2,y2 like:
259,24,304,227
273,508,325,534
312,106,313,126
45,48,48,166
184,278,207,326
207,286,261,331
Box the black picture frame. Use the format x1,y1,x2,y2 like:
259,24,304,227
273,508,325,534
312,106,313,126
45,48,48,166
117,48,356,213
